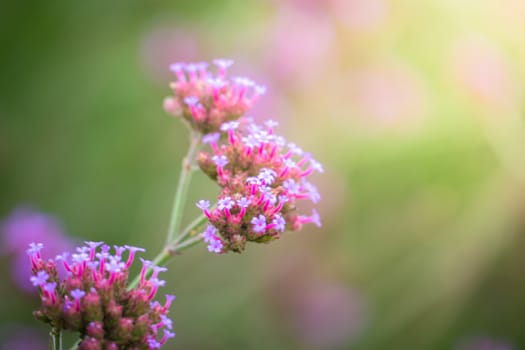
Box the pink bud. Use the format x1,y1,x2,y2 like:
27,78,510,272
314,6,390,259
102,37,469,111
78,337,102,350
163,97,179,116
87,321,104,339
103,341,119,350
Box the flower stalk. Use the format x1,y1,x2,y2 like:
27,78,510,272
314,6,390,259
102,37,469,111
50,327,62,350
128,204,210,289
166,131,201,244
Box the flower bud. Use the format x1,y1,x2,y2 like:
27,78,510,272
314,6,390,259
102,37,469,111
79,337,102,350
103,341,118,350
126,289,149,317
230,234,246,252
132,314,150,339
86,321,104,339
83,291,103,322
105,299,123,330
115,317,133,342
64,303,82,331
197,152,217,179
33,310,49,323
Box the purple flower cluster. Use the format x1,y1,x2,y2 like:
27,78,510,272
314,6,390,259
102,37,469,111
196,118,322,253
27,242,175,349
163,59,266,134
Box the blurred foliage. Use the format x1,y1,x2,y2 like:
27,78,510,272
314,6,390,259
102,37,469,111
1,0,525,349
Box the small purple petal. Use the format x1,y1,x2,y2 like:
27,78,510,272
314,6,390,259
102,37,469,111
71,288,86,300
212,155,229,168
251,215,267,233
213,59,234,69
196,200,211,210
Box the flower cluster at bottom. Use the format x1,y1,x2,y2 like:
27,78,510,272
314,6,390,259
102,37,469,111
27,241,175,350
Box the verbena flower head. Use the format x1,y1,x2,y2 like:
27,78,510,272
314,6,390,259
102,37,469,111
163,59,266,134
196,118,323,253
28,242,175,349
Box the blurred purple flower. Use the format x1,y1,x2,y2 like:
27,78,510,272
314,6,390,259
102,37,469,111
0,325,46,350
269,258,367,350
0,207,74,293
456,336,514,350
290,282,367,349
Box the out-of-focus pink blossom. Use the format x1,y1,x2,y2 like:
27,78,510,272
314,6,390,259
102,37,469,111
270,0,326,15
329,0,388,32
451,37,519,110
348,62,426,129
1,207,74,293
264,8,336,88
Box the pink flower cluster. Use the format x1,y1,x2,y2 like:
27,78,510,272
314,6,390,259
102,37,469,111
196,118,323,253
27,242,175,350
163,59,266,134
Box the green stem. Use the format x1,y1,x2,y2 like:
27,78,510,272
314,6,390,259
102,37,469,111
50,328,62,350
128,231,204,289
68,339,80,350
172,205,215,246
165,131,201,245
149,234,204,272
172,233,204,251
127,132,204,290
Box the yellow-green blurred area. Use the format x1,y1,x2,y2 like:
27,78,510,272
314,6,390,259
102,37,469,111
1,0,525,349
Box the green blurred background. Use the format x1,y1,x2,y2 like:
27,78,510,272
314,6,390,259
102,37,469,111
1,0,525,349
